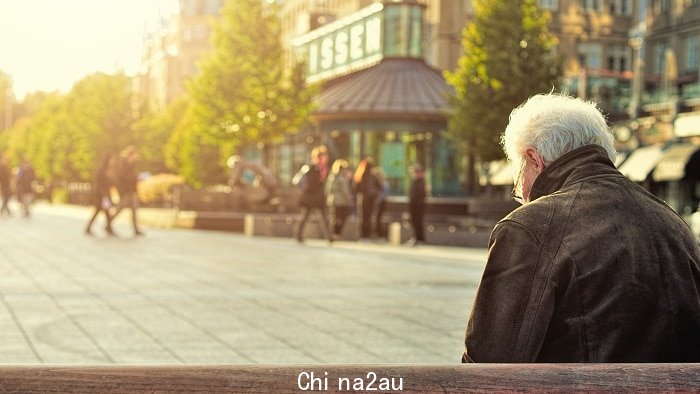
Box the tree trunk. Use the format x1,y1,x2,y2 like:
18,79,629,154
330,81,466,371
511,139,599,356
260,143,272,167
467,152,477,197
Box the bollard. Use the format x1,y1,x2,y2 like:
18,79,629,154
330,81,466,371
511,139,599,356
244,214,255,237
389,222,402,246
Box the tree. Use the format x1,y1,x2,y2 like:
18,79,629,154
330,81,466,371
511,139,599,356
182,0,316,186
444,0,561,196
0,70,13,132
164,104,230,188
134,97,190,174
3,73,136,183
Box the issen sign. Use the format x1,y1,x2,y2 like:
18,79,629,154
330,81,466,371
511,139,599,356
292,2,424,83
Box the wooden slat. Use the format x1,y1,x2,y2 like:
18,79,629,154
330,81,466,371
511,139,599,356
0,364,697,393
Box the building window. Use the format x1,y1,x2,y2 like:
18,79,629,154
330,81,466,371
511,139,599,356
653,0,670,14
652,42,669,75
607,44,631,72
687,35,699,72
581,0,601,12
539,0,558,10
610,0,632,15
384,6,409,57
579,43,602,69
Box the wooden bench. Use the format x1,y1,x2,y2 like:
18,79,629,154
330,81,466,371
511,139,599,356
0,364,697,392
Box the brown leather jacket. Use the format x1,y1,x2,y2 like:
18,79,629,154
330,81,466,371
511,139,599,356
463,145,700,362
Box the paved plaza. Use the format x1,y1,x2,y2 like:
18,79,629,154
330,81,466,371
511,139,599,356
0,203,488,364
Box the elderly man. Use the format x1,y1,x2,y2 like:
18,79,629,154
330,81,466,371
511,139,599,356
463,94,700,363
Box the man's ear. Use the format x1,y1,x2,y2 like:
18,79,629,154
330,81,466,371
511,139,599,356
524,148,546,174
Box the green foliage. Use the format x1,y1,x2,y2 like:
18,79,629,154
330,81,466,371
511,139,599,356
180,0,317,186
0,70,12,132
3,73,136,182
134,97,190,174
445,0,562,164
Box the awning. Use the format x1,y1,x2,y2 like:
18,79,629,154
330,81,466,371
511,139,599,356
652,143,700,182
314,58,452,123
674,113,700,138
618,144,664,182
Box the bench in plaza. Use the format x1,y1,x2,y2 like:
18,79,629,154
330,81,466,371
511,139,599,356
0,364,697,392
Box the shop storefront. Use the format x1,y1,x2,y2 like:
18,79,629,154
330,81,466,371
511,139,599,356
274,1,464,198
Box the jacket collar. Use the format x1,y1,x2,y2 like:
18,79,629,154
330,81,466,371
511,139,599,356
529,144,620,201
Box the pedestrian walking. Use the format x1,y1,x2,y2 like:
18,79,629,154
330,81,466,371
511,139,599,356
406,164,426,245
353,158,381,240
294,145,332,243
372,166,389,239
463,93,700,363
111,147,144,236
0,153,12,217
326,159,353,240
15,157,35,218
85,153,116,236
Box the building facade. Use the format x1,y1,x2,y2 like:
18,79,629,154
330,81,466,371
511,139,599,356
275,1,466,199
136,0,223,110
550,0,641,120
135,0,700,209
620,0,700,218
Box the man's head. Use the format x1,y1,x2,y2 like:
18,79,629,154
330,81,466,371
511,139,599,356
410,163,424,179
311,145,328,166
502,93,615,204
122,146,139,163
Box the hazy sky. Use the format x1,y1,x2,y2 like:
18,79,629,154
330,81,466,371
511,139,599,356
0,0,179,99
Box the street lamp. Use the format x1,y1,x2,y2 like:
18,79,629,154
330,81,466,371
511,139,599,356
628,35,644,120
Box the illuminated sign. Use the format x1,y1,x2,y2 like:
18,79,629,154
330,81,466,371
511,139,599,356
292,2,424,83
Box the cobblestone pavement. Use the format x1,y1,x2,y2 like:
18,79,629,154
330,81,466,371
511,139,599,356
0,203,488,364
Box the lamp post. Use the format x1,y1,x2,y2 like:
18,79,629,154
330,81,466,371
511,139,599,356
627,0,647,121
628,35,644,121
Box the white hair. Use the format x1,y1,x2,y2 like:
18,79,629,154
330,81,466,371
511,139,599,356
501,93,616,166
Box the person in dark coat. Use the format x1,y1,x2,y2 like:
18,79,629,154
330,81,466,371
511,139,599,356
463,93,700,363
15,157,35,218
294,146,332,243
0,153,12,217
407,164,426,245
111,147,143,236
353,158,381,240
85,153,116,236
372,166,389,239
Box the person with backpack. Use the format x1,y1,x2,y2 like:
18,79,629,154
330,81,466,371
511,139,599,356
294,145,332,244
